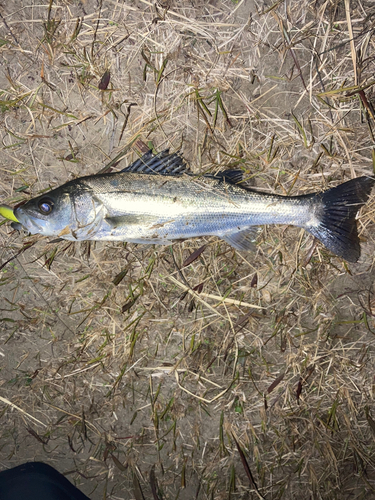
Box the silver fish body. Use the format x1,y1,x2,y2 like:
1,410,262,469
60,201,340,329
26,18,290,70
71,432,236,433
14,150,374,262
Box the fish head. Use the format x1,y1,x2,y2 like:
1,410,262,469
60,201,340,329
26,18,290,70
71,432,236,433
14,187,75,237
14,181,105,240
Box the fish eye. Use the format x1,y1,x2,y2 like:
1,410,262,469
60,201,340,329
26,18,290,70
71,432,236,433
38,197,54,215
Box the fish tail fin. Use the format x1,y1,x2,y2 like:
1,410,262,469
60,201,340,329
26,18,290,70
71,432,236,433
307,176,374,262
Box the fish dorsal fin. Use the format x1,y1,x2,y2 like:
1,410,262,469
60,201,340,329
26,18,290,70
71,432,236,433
222,227,261,251
120,149,189,175
215,169,255,189
217,169,245,184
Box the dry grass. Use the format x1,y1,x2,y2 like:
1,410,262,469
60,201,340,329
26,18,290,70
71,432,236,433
1,0,375,498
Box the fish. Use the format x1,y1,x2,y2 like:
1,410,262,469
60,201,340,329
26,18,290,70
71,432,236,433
13,150,374,262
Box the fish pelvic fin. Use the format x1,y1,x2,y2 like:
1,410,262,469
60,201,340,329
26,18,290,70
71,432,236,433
307,176,374,262
222,227,261,251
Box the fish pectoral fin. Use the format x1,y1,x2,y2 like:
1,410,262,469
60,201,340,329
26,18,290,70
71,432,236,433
222,227,261,251
104,214,158,229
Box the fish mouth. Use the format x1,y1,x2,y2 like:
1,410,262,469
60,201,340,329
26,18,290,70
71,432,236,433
14,207,45,234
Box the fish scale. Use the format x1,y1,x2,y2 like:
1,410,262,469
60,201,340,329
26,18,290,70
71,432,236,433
82,173,314,242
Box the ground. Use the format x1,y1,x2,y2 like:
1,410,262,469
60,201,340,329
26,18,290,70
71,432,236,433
1,0,375,499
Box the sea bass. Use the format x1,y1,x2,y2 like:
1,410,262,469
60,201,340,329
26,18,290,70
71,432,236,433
14,150,374,262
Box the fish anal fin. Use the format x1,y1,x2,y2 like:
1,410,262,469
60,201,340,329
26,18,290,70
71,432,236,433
222,227,261,251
